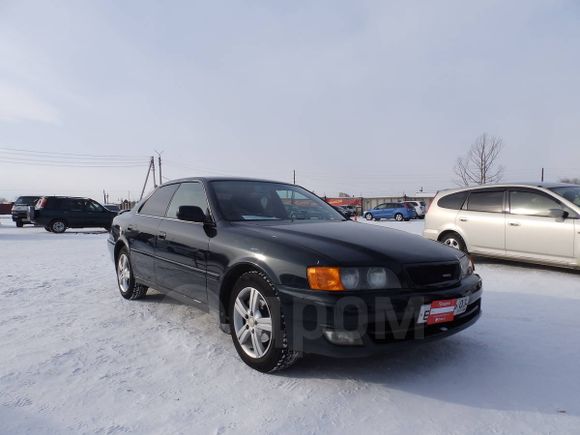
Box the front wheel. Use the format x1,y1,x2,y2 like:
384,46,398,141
15,219,24,228
394,213,404,221
116,248,148,300
229,271,301,372
364,213,373,221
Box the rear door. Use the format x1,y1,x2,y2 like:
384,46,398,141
128,185,179,285
456,189,506,255
155,182,211,304
506,189,576,264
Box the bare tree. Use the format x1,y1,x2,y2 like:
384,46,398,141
454,133,504,186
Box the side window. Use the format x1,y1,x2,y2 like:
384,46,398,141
438,192,469,210
166,183,209,218
69,199,86,211
139,185,179,217
375,204,386,209
467,190,504,213
510,190,562,217
87,200,104,212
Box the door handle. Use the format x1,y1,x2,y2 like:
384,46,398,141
509,222,521,227
158,231,167,240
459,218,468,222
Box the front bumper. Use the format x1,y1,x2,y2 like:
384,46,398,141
277,274,482,357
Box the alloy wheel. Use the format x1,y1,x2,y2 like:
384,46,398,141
233,286,273,359
117,253,131,292
444,238,461,249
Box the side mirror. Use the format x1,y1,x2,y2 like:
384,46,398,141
177,206,207,223
549,208,568,220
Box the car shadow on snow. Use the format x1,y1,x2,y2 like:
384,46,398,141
279,291,580,417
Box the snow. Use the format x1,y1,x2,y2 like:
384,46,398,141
1,215,579,434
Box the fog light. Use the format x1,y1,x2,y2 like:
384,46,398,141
323,329,364,346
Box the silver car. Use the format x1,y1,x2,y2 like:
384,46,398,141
423,183,580,269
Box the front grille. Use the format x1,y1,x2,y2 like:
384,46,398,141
405,261,460,287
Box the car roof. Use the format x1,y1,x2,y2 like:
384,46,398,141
438,182,579,195
161,177,289,185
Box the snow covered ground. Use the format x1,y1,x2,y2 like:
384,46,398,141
1,215,579,434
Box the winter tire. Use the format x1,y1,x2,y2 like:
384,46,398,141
50,219,67,233
229,270,301,373
116,248,148,300
394,213,404,222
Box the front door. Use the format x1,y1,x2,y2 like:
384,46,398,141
154,182,211,304
506,189,576,265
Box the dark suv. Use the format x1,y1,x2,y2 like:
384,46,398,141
30,196,117,233
11,196,41,227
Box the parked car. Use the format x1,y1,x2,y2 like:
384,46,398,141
424,183,580,269
108,178,482,372
29,196,117,233
363,203,414,221
11,196,41,227
403,200,426,219
104,204,121,213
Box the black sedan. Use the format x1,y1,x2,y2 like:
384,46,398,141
108,178,482,372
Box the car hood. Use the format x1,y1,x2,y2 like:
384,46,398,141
233,221,460,267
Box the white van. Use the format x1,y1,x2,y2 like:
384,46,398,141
423,183,580,269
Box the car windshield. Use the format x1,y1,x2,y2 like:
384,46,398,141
549,186,580,207
211,181,345,222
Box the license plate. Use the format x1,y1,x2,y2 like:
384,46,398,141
417,296,469,325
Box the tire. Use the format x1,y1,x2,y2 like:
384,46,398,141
364,213,373,221
50,219,67,233
15,219,23,228
440,232,468,253
229,270,301,373
116,248,148,300
44,226,52,232
394,213,404,222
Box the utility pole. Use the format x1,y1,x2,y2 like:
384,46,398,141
140,157,154,200
293,170,296,185
155,150,164,185
103,189,107,204
541,167,545,182
151,156,157,188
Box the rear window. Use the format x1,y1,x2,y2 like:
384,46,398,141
139,185,179,217
467,190,504,213
437,192,468,210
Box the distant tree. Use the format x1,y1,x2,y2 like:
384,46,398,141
338,192,352,198
0,197,8,203
560,177,580,184
454,133,504,186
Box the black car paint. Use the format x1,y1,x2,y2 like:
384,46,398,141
31,196,117,230
108,177,482,357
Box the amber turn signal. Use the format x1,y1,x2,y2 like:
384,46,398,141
307,267,345,291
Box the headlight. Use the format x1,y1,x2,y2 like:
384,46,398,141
307,266,400,291
460,255,474,278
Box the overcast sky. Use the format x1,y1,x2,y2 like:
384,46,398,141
1,0,579,202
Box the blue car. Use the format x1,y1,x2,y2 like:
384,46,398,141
363,202,414,222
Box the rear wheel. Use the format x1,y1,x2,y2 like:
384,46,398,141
116,248,148,300
15,219,23,228
229,271,301,372
394,213,404,221
440,232,467,252
50,219,67,233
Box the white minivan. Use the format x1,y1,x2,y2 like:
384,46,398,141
424,183,580,269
